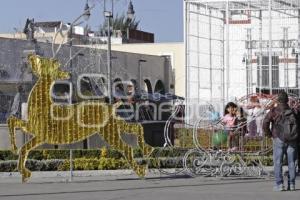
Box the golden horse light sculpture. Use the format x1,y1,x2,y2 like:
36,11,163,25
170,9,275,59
7,55,153,182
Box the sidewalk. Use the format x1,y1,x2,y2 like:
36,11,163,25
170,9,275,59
0,170,299,200
0,166,279,184
1,167,300,200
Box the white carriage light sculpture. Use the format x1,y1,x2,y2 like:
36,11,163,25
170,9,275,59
159,93,299,178
151,98,188,175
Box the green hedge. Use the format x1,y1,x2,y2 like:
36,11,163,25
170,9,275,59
0,156,273,172
0,148,150,172
0,159,64,172
57,158,130,171
0,149,126,161
0,148,183,161
0,158,130,172
0,151,18,161
0,148,274,172
0,158,181,172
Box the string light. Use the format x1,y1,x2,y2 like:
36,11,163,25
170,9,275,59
7,55,153,182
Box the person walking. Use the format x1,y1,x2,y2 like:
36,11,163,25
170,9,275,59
263,91,298,191
290,98,300,175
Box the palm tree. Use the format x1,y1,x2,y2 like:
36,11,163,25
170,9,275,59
99,14,139,36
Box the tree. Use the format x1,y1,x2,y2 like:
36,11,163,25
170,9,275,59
99,14,139,36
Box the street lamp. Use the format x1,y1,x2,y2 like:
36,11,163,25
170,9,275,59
69,1,91,42
83,1,91,21
52,2,93,58
69,1,91,55
104,10,113,104
138,59,147,92
127,0,135,20
68,1,92,180
67,0,91,105
104,0,134,103
126,0,135,41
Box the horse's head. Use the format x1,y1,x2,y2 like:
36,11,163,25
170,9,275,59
28,54,70,80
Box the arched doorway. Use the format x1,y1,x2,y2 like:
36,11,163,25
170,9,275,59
130,79,137,91
113,78,125,99
154,80,165,94
126,79,137,97
143,79,153,94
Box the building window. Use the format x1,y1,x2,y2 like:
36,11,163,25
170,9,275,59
257,56,279,88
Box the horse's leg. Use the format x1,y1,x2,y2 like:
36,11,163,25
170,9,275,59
18,137,41,182
113,137,147,178
104,120,147,178
122,122,153,157
7,116,29,154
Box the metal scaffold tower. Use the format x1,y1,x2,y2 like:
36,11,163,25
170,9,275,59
185,0,300,122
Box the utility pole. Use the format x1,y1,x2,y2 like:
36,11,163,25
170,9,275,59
104,0,113,104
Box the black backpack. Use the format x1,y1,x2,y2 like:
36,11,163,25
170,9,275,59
274,109,299,142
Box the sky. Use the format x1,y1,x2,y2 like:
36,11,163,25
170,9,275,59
0,0,183,43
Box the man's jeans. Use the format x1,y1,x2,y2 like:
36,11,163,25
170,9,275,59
273,137,297,186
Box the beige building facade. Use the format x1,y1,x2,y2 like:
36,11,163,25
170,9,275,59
80,42,185,97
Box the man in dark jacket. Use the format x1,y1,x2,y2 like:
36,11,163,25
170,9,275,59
263,91,298,191
291,98,300,175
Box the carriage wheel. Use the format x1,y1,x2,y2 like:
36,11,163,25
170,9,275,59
183,148,210,176
231,161,246,175
220,162,232,177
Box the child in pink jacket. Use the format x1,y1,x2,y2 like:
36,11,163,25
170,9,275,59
222,102,238,151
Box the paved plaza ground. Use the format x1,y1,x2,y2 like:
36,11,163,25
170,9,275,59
0,171,299,200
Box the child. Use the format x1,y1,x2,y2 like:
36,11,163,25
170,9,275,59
237,107,247,136
244,96,258,137
242,96,264,137
207,105,220,123
236,107,247,151
222,102,238,151
254,99,265,137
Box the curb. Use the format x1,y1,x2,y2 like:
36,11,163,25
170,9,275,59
0,167,277,179
0,169,180,179
0,170,135,178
